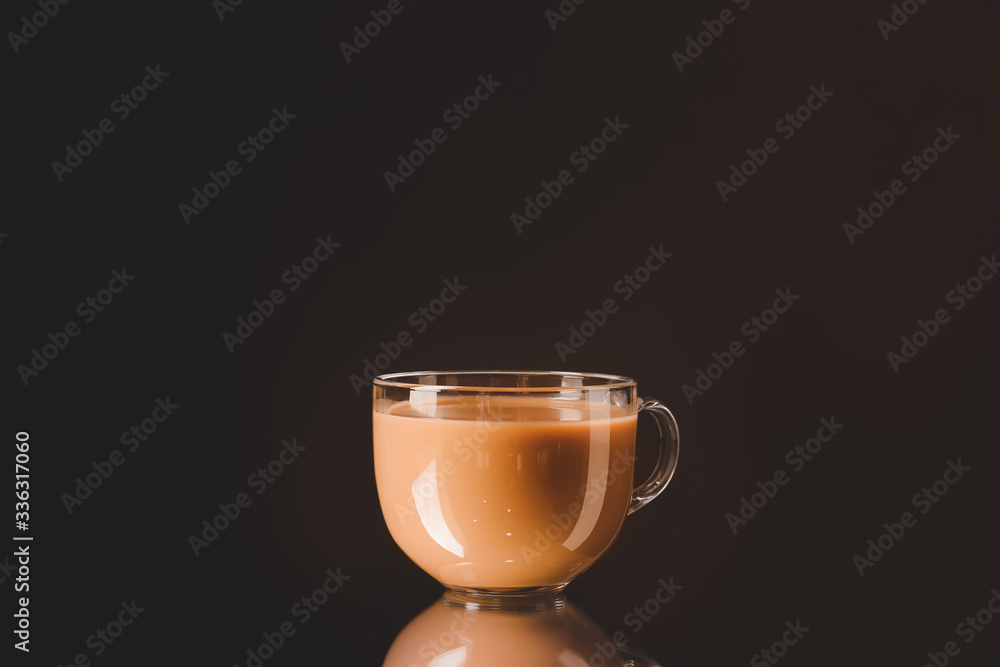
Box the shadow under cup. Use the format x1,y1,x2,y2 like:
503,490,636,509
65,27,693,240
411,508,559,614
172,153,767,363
372,371,679,599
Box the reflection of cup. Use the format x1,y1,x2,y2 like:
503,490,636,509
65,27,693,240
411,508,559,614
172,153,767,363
373,371,679,597
383,596,661,667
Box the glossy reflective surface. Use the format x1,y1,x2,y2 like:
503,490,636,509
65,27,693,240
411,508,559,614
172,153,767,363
383,595,661,667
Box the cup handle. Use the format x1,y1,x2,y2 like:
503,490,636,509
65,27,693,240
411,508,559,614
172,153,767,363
628,398,680,515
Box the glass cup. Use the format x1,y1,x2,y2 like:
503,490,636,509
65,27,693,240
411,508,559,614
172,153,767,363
372,371,679,600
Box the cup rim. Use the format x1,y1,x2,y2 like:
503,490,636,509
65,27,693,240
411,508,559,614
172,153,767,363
372,370,636,392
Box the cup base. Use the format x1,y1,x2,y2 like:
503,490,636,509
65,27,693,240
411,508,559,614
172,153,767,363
442,584,568,611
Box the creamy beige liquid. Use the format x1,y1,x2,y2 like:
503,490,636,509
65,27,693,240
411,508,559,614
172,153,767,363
373,395,637,589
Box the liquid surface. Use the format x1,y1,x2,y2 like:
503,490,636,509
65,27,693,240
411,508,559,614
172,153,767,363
373,396,637,589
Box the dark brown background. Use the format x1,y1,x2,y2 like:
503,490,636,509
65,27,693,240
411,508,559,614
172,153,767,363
3,0,999,664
